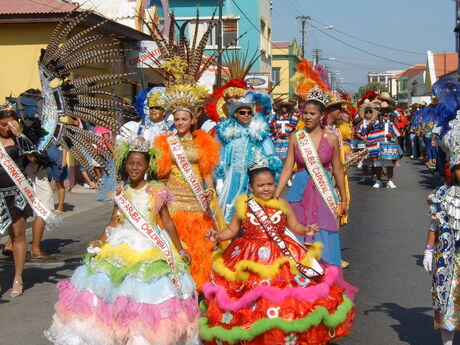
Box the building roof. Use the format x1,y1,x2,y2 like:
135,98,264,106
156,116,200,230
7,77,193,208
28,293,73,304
0,0,78,14
433,53,457,79
396,64,426,79
0,0,151,41
272,41,291,49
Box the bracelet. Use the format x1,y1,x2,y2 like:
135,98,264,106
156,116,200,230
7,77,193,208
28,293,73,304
425,245,434,251
205,188,216,196
95,240,103,245
179,249,186,255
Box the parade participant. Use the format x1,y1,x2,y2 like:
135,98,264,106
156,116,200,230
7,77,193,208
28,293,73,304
215,92,282,222
45,138,200,345
117,86,171,143
0,108,60,296
269,98,300,160
201,162,355,345
359,101,402,189
324,91,354,227
355,100,379,183
275,86,357,299
422,78,460,345
154,87,221,291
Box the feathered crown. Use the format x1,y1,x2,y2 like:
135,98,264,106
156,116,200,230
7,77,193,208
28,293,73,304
248,149,269,171
161,84,209,114
307,86,330,106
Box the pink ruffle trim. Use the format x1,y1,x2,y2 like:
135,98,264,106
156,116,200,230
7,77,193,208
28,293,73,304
55,280,199,328
202,266,339,312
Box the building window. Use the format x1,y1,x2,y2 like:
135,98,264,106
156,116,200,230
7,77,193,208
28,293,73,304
371,77,378,83
189,19,238,48
260,20,266,51
272,67,281,85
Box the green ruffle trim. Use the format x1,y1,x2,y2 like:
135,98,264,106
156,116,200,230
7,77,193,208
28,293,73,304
199,294,353,344
83,254,188,286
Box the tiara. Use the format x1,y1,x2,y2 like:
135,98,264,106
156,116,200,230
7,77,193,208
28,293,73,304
129,138,150,152
248,150,269,171
307,86,330,106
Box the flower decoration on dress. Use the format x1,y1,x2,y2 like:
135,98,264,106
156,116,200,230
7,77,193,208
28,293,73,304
284,333,299,345
221,312,233,325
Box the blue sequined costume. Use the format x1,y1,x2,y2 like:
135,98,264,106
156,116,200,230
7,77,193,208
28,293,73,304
215,114,282,222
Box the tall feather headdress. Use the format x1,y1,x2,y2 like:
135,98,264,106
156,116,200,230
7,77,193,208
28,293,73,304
38,11,137,177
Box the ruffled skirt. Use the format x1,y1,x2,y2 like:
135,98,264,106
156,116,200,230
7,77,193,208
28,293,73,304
45,228,200,345
200,236,355,344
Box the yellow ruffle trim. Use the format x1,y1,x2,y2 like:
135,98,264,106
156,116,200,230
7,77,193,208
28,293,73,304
211,242,323,282
96,242,180,266
234,194,289,220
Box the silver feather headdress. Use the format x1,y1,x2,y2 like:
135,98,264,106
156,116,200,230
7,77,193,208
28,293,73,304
38,11,137,177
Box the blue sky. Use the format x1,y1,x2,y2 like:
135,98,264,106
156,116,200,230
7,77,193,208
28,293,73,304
271,0,456,92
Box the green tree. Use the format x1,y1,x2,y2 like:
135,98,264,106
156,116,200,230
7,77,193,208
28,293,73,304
354,82,388,100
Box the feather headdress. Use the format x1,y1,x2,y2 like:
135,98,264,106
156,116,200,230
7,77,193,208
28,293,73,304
38,11,137,177
291,59,329,101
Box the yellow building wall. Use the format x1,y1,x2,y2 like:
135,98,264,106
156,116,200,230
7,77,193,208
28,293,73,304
271,48,291,97
0,23,55,99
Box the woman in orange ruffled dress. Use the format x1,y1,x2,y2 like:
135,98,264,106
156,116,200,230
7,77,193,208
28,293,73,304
154,88,220,291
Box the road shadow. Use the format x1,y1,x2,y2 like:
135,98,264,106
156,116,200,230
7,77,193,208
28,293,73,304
0,255,82,302
39,238,79,255
413,254,424,269
364,302,440,345
55,203,75,213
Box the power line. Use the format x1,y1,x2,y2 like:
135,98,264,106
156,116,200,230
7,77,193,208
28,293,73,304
310,17,426,56
308,22,417,67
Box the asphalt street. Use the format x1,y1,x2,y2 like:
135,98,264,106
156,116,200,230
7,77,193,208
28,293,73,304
0,158,449,345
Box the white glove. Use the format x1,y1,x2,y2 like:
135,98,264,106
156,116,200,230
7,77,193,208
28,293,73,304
216,179,224,195
423,249,434,273
87,245,101,255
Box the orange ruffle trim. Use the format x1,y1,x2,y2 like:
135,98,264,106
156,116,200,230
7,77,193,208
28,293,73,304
171,210,215,292
154,130,220,179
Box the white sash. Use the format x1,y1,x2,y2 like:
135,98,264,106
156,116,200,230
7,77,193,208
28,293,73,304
295,130,338,218
0,140,60,234
113,187,183,294
167,135,210,213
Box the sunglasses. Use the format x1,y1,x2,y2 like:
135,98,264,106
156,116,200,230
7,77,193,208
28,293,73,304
237,110,253,115
149,106,163,110
364,110,373,114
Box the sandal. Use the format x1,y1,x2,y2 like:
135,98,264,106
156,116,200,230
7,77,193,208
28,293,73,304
27,251,56,261
2,249,13,257
9,280,23,298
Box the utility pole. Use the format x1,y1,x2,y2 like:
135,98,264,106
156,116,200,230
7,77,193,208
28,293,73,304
296,15,310,59
312,48,322,66
216,0,223,87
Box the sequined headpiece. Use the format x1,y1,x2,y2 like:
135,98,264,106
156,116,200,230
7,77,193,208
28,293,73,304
442,110,460,169
248,150,269,171
129,137,150,152
307,86,330,106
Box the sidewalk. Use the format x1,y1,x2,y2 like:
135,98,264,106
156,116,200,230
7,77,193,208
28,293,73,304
1,185,111,244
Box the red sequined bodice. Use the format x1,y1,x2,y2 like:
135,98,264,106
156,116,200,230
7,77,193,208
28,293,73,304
241,206,288,240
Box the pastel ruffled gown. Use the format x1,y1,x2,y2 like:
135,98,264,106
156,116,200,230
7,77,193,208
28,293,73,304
200,195,355,345
45,182,200,345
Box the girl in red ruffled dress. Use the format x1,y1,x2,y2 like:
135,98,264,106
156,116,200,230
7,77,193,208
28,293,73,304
201,164,355,345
